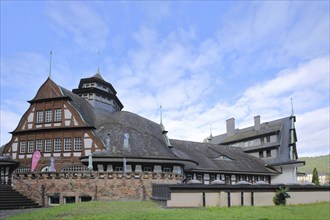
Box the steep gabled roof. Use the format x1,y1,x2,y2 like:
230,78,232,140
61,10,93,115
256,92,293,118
29,77,67,103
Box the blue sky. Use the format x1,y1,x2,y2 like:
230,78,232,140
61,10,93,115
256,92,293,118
1,1,329,157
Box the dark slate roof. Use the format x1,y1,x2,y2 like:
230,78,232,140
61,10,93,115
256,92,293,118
59,86,96,127
210,116,301,166
220,121,283,144
92,107,183,160
170,139,275,174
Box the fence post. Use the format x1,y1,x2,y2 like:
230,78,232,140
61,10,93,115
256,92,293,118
251,192,254,206
241,192,244,206
202,192,206,207
227,192,231,207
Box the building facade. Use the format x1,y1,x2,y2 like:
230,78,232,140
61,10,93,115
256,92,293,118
0,73,304,205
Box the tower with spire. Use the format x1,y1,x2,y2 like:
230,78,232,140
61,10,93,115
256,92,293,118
72,72,123,112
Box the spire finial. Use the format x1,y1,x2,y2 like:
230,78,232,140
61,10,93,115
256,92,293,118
210,124,212,137
160,105,163,124
291,97,294,116
49,50,52,79
97,50,100,74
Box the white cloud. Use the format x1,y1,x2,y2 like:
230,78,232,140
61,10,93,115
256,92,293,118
0,110,21,146
296,107,330,157
46,2,109,52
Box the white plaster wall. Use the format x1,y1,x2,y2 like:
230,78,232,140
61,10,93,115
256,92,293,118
167,193,202,207
272,165,297,184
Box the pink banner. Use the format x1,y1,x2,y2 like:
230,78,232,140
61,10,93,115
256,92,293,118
31,150,41,172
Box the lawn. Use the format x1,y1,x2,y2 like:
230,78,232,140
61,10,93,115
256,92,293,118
6,201,330,220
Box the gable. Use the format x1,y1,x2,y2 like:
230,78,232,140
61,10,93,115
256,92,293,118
30,78,64,102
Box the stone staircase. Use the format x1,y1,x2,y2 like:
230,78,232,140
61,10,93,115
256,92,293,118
0,184,42,210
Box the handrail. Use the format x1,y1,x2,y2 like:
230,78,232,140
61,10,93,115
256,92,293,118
12,174,45,207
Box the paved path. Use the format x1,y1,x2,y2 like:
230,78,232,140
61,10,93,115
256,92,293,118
0,208,42,219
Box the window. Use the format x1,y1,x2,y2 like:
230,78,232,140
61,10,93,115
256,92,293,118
45,110,52,123
260,137,264,144
13,167,30,173
80,196,92,202
64,138,72,151
266,149,271,157
27,140,34,153
259,151,264,158
60,165,89,172
266,136,271,142
54,138,62,152
163,168,171,173
74,138,82,151
49,196,60,205
36,139,43,151
54,109,62,122
19,141,26,153
45,139,52,152
36,111,43,123
64,196,75,204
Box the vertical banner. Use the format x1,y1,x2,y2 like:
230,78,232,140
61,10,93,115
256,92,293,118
31,150,41,172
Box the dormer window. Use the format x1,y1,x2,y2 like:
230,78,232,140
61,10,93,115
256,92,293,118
213,155,232,161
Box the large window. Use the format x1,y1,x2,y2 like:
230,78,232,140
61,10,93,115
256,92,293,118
36,139,43,151
64,138,72,151
54,109,62,122
74,138,82,151
54,138,62,152
36,111,43,123
60,165,89,172
45,139,52,152
19,141,26,153
45,110,52,123
27,140,34,153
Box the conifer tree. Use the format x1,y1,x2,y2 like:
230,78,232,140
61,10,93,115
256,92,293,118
312,167,320,185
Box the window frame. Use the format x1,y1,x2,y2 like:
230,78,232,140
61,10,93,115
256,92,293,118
19,141,26,154
44,139,52,152
54,138,62,152
27,140,35,153
36,139,43,152
74,138,82,151
45,110,53,123
36,111,44,123
54,109,62,122
64,138,72,151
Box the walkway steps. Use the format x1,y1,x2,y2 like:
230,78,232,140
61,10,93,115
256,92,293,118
0,185,42,210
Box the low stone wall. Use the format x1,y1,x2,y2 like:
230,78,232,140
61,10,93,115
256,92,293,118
12,172,182,206
158,184,330,207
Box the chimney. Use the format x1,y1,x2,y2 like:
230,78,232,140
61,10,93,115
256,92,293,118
254,115,261,131
226,118,236,137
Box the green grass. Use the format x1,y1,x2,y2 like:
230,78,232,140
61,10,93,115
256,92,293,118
6,201,330,220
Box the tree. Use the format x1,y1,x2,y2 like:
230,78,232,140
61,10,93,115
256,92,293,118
312,168,320,185
273,187,290,206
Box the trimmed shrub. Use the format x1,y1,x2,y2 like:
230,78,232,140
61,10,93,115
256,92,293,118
273,187,290,206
